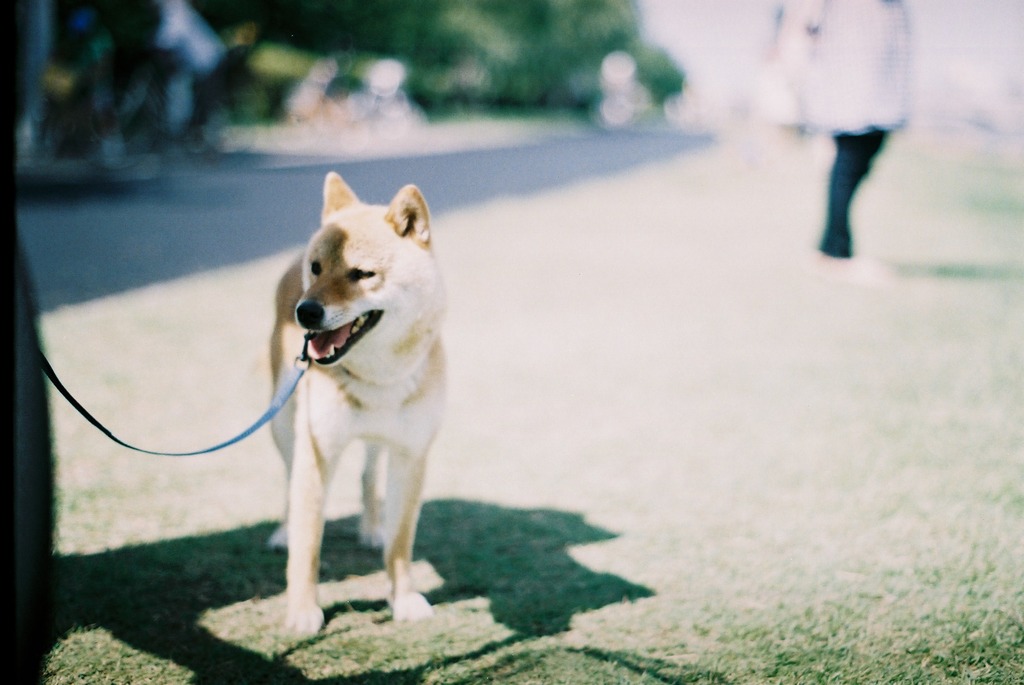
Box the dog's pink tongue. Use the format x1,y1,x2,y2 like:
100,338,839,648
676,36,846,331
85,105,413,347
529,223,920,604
309,322,353,359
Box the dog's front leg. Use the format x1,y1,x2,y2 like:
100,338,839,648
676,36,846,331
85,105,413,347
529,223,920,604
384,448,433,621
284,424,329,634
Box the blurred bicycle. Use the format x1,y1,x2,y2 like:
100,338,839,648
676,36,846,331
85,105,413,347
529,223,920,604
115,53,172,156
37,7,127,165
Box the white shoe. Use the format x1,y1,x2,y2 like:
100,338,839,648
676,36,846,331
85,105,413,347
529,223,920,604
808,252,895,287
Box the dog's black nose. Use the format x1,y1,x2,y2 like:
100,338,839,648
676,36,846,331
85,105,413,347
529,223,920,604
295,300,324,329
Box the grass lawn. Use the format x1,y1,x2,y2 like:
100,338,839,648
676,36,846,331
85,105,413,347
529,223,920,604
37,126,1023,683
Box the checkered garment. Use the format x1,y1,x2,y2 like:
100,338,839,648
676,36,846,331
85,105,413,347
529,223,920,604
801,0,912,135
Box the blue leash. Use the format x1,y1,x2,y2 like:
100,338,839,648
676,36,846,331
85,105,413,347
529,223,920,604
39,334,313,457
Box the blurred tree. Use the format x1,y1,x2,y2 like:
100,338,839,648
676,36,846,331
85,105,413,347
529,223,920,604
44,0,683,120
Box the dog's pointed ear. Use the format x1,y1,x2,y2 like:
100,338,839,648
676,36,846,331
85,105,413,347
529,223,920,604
322,172,359,219
385,184,431,247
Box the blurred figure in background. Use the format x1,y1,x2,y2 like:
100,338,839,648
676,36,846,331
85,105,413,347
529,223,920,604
43,5,126,163
793,0,912,283
150,0,227,149
597,51,648,128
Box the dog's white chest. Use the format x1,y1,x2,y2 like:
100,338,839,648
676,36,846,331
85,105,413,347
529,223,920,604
300,367,440,455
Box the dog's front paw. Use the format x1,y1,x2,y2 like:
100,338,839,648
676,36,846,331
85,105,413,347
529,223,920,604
266,524,288,550
390,592,434,622
286,603,325,635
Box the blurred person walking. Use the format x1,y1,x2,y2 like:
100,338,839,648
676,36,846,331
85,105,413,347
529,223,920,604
150,0,227,150
793,0,912,283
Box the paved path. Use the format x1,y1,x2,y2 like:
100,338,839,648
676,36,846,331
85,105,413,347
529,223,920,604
16,124,713,312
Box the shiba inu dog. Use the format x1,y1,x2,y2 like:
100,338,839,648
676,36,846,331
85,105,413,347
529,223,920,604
267,172,446,635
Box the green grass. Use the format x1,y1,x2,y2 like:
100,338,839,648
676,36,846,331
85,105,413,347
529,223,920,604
37,127,1024,684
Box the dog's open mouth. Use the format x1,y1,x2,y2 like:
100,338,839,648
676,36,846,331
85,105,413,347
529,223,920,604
306,311,383,365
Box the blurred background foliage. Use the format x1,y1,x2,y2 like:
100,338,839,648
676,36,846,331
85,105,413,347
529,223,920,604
50,0,685,122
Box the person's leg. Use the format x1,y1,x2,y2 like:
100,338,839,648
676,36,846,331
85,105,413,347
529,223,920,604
164,71,194,141
187,60,227,151
190,58,228,130
819,130,887,258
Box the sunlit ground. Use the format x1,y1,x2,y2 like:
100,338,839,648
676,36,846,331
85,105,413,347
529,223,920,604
39,121,1023,683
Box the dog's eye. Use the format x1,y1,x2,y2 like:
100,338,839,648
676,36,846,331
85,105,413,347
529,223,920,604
310,261,321,276
347,268,376,282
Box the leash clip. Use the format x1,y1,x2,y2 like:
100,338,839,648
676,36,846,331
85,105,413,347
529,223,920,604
295,331,315,369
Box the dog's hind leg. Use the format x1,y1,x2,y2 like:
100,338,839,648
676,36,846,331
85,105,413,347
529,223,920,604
359,442,385,548
383,447,433,622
